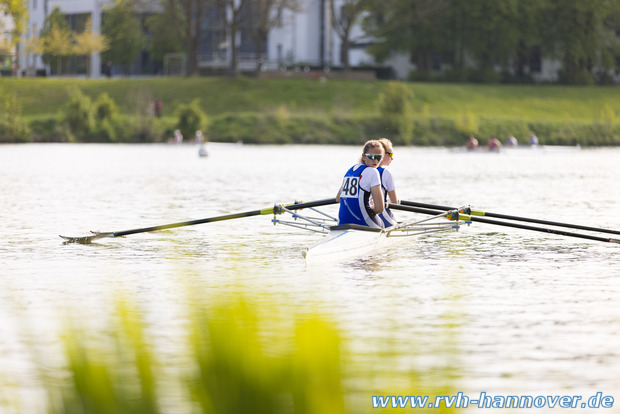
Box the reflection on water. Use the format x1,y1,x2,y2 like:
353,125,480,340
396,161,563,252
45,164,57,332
2,144,620,412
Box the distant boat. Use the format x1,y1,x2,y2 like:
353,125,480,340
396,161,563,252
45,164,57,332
505,144,581,153
451,144,581,154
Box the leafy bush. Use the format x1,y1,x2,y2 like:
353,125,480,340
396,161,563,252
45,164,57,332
94,92,119,123
377,81,414,144
467,69,502,84
94,118,118,142
176,98,208,140
62,85,94,138
0,90,30,143
126,88,159,142
558,70,595,86
454,110,479,136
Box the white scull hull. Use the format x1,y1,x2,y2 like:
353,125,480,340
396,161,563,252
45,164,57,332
303,225,387,265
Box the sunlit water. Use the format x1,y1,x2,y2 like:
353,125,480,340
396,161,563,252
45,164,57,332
1,143,620,412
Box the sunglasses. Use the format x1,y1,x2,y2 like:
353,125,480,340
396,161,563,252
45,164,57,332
387,152,394,159
365,153,383,161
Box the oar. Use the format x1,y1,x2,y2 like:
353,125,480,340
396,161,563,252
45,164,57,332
400,200,620,236
389,204,620,244
60,198,337,244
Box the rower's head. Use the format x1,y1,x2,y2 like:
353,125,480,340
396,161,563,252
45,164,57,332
378,137,394,166
360,140,384,168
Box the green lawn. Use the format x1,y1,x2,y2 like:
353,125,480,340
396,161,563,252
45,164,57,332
2,77,620,145
3,76,620,123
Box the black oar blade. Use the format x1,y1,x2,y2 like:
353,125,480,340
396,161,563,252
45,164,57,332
60,235,94,244
59,232,114,244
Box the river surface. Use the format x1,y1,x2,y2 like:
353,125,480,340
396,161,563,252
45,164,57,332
1,143,620,412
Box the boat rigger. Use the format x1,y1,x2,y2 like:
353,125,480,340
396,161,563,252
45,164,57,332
60,198,620,264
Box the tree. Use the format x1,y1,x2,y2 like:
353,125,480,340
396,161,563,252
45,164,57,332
543,0,620,84
246,0,301,73
330,0,365,71
0,0,28,46
215,0,249,77
24,35,44,55
363,0,455,74
73,17,110,77
44,26,73,75
178,0,210,76
146,1,184,64
147,0,213,76
101,0,146,75
39,7,72,75
508,0,549,82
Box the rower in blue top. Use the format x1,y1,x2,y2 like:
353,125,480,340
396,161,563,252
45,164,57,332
377,137,399,227
336,140,386,228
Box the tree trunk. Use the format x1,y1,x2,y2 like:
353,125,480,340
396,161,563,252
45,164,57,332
229,26,240,77
341,37,350,71
515,39,527,80
255,33,266,74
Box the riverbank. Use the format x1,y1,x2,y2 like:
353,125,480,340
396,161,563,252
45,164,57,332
2,77,620,145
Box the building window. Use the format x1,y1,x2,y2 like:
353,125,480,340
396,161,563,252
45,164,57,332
529,47,541,73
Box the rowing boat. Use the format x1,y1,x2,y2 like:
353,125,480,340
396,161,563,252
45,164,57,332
60,198,620,264
271,204,468,264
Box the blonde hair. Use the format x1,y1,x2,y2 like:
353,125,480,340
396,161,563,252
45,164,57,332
359,140,384,162
378,137,393,152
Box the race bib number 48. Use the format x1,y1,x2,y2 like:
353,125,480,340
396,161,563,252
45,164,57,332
340,176,359,198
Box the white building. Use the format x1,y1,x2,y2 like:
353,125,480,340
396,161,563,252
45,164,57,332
20,0,381,78
18,0,108,77
1,6,16,74
17,0,567,81
266,0,375,69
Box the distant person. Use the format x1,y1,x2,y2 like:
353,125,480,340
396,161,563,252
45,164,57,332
506,135,518,147
335,140,385,228
155,99,163,118
198,133,208,157
488,136,502,152
377,138,398,227
466,135,479,151
195,130,205,144
173,129,183,144
529,133,539,146
104,61,113,78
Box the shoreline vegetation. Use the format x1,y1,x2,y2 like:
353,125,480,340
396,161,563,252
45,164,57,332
1,291,458,414
2,77,620,146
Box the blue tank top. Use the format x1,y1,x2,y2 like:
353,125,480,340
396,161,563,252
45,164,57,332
377,167,397,227
338,164,384,228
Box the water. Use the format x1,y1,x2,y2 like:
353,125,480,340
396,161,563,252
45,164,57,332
2,143,620,412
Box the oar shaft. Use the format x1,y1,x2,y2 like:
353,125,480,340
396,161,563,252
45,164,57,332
111,198,338,238
286,198,337,211
114,209,270,237
471,215,616,243
390,204,618,244
400,200,620,236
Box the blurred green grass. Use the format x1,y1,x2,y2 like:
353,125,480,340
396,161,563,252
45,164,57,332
1,291,460,414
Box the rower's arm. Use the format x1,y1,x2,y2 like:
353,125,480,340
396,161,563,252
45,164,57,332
370,185,384,214
335,187,342,203
387,189,399,205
